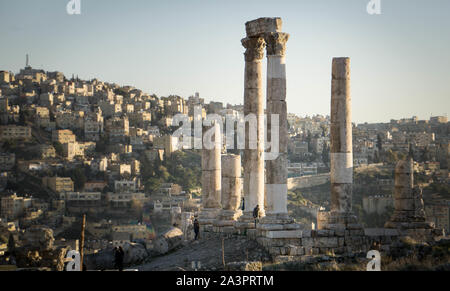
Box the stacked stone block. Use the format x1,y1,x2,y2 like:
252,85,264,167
213,154,243,234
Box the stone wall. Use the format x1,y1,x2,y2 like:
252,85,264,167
287,173,330,191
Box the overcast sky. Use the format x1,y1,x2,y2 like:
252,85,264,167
0,0,449,123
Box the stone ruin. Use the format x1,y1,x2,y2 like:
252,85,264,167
193,17,444,261
384,158,439,240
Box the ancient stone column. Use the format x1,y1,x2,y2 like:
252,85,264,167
236,36,266,230
221,154,242,212
329,57,355,224
263,32,291,221
385,158,433,230
214,154,242,232
198,123,222,229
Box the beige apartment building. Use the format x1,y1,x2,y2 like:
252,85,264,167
0,125,31,140
62,142,84,160
1,194,33,219
52,129,76,144
0,153,15,170
42,177,74,193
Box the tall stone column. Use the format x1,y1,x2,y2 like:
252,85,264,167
214,154,242,232
236,36,266,230
328,57,357,226
198,123,222,230
263,32,291,222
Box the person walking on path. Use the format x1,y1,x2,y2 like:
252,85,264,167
253,205,260,228
193,219,200,240
114,246,124,271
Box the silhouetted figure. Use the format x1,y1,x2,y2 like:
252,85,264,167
241,198,245,211
193,219,200,240
253,205,260,228
114,246,124,271
371,241,381,251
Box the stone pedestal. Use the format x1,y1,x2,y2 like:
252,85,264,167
198,208,222,233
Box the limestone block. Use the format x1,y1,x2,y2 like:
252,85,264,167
301,237,314,248
332,56,350,76
317,230,334,237
269,247,281,255
258,224,284,231
266,78,287,101
247,229,258,239
245,69,264,90
319,248,331,255
222,154,241,177
221,227,237,234
201,146,221,171
283,224,302,230
300,230,311,238
330,123,352,153
335,229,346,237
364,228,385,236
394,198,415,211
246,18,282,37
350,230,364,236
316,237,339,248
265,157,288,184
330,153,353,184
324,223,346,231
153,227,183,255
265,230,302,239
266,100,288,147
347,223,364,230
296,247,305,256
330,184,353,213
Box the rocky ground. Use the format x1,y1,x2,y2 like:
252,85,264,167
263,237,450,271
135,234,271,271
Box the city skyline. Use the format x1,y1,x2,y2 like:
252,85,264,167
1,0,449,123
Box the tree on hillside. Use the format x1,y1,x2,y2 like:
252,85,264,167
7,233,15,253
376,134,383,151
71,167,86,191
322,144,330,168
53,142,64,157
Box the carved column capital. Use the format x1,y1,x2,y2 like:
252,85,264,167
265,32,289,56
242,37,266,62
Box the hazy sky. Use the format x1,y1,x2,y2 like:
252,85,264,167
0,0,449,123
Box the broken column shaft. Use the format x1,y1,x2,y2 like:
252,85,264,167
330,57,353,216
214,154,243,231
199,123,222,228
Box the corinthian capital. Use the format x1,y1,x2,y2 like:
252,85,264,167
242,37,266,62
265,32,289,56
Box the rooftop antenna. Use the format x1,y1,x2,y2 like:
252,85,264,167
26,54,30,67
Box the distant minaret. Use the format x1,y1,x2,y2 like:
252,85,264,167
26,54,30,67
